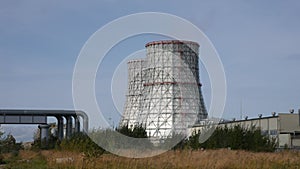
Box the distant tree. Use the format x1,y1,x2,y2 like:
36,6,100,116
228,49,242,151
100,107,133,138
187,130,201,150
186,125,276,152
0,131,4,153
117,125,132,137
0,133,22,154
132,125,148,138
116,125,153,149
31,128,59,150
0,130,4,140
117,124,148,138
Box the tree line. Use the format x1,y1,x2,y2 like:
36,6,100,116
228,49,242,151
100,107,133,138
1,123,277,160
186,125,276,152
58,124,276,154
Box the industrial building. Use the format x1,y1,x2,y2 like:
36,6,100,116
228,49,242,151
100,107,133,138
190,110,300,149
120,40,207,139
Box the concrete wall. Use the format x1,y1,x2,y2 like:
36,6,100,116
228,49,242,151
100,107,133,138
279,134,291,148
278,113,300,133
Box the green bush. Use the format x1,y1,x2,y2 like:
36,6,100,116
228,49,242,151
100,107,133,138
59,132,104,158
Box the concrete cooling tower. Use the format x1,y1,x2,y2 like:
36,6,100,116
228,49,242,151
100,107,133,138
120,40,207,139
119,59,145,128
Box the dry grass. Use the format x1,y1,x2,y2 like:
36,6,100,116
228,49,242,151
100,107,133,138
7,149,300,169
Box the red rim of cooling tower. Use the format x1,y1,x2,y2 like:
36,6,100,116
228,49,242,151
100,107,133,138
145,40,199,47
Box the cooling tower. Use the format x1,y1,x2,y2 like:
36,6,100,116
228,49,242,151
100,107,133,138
119,59,145,128
120,40,207,139
138,40,207,139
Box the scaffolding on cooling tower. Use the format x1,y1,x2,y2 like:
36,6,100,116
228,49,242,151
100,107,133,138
119,59,145,128
138,40,207,139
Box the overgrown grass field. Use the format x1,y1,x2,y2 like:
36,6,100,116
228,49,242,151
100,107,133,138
2,149,300,169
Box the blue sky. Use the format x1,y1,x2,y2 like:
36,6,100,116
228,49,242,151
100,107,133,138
1,1,300,141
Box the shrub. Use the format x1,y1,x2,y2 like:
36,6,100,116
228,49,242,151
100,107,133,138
0,154,5,164
0,134,22,154
59,132,104,158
